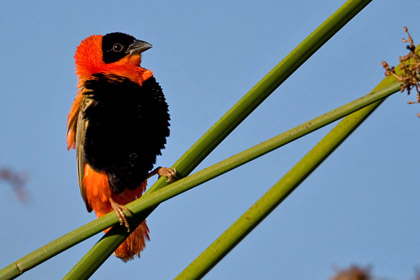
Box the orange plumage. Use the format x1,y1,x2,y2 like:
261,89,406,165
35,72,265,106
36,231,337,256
67,33,172,261
82,164,148,259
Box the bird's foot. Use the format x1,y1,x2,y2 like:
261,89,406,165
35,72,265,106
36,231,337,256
109,197,132,232
147,167,178,183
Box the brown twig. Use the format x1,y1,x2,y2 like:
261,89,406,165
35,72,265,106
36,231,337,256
382,27,420,104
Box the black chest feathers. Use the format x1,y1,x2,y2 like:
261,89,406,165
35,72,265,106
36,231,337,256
82,73,170,193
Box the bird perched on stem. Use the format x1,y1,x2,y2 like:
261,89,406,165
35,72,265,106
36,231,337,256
67,32,175,261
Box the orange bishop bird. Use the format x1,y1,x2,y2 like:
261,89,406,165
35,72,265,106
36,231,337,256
67,32,175,261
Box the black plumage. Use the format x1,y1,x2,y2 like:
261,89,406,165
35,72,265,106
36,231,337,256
101,32,136,63
81,74,170,193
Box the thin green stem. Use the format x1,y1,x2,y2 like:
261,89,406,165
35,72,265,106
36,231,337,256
175,91,390,280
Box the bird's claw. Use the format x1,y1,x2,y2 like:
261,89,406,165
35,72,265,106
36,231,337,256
147,167,178,183
158,167,177,182
109,198,132,232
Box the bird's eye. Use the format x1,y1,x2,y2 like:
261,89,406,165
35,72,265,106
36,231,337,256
112,43,124,52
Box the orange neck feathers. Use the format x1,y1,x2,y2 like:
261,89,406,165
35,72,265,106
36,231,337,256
74,35,153,87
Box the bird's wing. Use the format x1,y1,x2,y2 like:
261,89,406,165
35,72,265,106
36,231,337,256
76,95,93,212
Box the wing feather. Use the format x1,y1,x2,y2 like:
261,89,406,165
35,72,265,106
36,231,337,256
75,95,94,212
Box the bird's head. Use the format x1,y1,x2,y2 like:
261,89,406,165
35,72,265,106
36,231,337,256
74,32,153,86
101,32,152,65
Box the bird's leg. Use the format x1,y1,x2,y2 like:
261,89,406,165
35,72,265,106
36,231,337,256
147,167,177,182
109,197,132,232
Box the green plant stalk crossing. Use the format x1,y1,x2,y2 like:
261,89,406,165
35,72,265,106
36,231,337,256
174,82,395,280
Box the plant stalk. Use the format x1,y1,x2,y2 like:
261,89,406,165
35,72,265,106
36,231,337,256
175,92,390,280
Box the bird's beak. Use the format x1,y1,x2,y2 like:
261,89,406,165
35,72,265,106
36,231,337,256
126,40,152,55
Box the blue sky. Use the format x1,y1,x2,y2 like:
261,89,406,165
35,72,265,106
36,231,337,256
0,0,419,279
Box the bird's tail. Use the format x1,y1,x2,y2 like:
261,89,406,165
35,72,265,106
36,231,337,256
112,220,150,261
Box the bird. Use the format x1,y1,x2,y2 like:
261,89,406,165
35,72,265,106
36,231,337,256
67,32,175,261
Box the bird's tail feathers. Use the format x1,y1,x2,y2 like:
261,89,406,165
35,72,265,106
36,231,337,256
113,221,150,261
